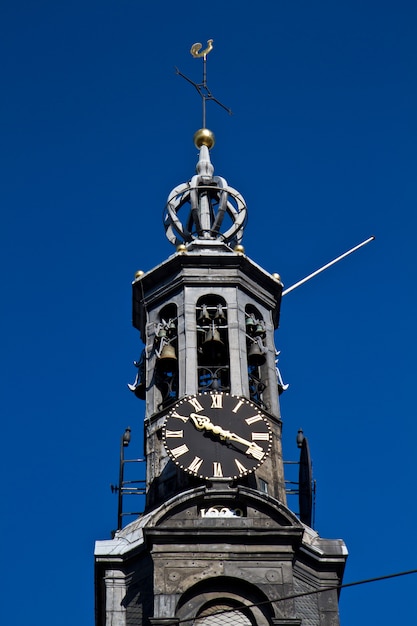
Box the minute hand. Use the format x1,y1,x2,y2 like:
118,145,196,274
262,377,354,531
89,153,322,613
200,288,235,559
223,431,264,456
189,414,265,460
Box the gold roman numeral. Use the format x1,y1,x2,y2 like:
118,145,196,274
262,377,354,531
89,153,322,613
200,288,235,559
252,432,269,441
235,459,248,474
211,394,223,409
247,447,265,461
213,462,223,477
188,397,204,412
171,410,189,423
165,430,183,438
188,456,203,473
245,414,262,425
232,400,244,413
171,444,189,458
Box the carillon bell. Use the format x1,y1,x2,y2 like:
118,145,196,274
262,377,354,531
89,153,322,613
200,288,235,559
198,304,211,325
245,316,256,332
156,343,177,372
201,328,226,362
214,304,227,325
247,340,266,366
254,322,265,337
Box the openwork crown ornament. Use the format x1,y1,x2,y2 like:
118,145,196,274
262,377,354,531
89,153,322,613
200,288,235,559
163,142,247,247
165,40,247,247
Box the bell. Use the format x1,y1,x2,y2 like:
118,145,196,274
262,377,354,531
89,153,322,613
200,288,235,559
201,328,226,362
157,327,167,339
198,304,211,325
254,322,266,337
214,304,227,325
156,343,177,372
245,316,256,332
248,340,266,366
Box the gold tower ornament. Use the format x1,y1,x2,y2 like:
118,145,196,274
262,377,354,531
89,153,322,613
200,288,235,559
190,39,214,59
176,38,231,130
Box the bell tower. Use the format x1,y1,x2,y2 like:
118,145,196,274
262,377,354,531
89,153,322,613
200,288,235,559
95,42,347,626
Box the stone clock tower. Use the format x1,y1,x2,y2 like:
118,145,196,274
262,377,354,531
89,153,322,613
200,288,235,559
94,47,347,626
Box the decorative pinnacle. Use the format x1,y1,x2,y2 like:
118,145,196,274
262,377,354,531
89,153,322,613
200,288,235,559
164,42,246,249
175,39,232,130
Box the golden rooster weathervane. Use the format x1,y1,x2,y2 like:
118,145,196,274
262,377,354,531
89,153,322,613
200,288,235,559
190,39,214,59
175,38,231,130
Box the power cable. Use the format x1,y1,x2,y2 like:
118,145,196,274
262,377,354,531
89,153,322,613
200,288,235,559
176,567,417,625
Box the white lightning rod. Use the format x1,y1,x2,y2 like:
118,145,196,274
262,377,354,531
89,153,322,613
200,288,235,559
282,236,375,296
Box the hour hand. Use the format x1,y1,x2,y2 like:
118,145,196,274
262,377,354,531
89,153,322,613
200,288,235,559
189,413,230,440
189,413,213,430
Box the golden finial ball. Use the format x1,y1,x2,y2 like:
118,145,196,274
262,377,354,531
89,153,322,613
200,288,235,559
234,244,245,254
134,270,144,281
177,243,187,254
272,273,283,284
193,128,215,150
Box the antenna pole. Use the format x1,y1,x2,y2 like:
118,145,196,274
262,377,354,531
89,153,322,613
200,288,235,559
282,236,375,296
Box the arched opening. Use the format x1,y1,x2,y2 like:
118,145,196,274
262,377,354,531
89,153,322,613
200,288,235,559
196,295,230,393
245,305,267,409
176,576,273,626
154,303,178,408
196,599,254,625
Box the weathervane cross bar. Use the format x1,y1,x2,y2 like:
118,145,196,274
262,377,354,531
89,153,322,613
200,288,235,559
175,39,232,128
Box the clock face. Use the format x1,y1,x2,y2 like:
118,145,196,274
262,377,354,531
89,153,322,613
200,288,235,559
162,393,272,479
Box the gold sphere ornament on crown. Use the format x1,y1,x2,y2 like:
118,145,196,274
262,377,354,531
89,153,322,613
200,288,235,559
193,128,215,150
134,270,144,281
234,244,245,254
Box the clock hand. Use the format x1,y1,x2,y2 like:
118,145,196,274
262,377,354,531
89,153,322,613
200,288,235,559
189,413,229,438
189,414,265,459
222,431,263,455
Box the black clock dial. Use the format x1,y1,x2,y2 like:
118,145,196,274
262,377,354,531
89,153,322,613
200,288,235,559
162,393,272,479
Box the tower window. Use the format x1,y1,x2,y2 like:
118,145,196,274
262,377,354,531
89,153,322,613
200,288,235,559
259,478,269,494
155,303,178,407
196,296,230,393
245,306,267,408
197,603,254,626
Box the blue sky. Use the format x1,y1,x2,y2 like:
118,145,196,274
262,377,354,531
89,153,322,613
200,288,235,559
1,1,416,624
